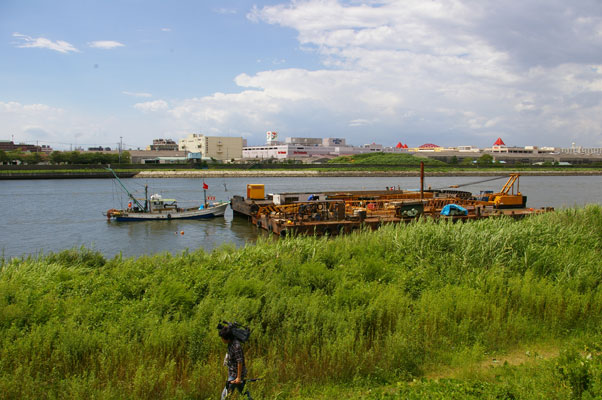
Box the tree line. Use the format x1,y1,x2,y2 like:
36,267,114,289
0,150,131,165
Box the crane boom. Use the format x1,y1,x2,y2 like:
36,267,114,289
500,173,520,195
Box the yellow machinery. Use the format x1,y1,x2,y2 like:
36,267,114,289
246,184,265,200
482,174,526,208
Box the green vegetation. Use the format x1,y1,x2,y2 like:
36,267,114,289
0,150,131,165
328,153,446,165
0,169,113,174
49,150,131,165
2,150,601,175
1,206,602,399
0,149,47,165
477,153,494,165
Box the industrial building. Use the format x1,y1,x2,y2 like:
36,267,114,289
178,133,243,161
243,132,392,160
147,139,178,151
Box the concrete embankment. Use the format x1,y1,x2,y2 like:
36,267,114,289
2,169,601,179
134,170,602,178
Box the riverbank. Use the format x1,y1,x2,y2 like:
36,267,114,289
1,206,601,399
2,167,602,179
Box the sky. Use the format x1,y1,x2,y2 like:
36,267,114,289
1,0,602,150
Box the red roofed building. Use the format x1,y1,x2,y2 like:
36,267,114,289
493,137,505,146
419,143,440,148
396,142,403,148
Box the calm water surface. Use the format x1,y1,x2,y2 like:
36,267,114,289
1,175,601,259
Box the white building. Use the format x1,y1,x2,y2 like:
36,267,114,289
178,133,243,161
242,136,402,160
561,143,602,155
285,137,323,146
456,146,481,152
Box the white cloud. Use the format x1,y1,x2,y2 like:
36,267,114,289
12,32,78,53
0,101,61,114
88,40,125,49
214,7,237,15
11,1,601,148
1,101,85,145
348,119,372,127
134,100,169,112
0,100,172,149
234,0,602,146
122,91,153,98
161,28,172,32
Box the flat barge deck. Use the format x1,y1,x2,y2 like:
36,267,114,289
230,174,553,237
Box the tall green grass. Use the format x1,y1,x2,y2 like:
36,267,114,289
1,206,601,399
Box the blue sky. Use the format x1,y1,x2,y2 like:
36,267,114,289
2,0,602,150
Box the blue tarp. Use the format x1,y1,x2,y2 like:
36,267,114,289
441,204,468,216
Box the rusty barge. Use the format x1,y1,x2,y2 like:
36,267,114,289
230,171,553,237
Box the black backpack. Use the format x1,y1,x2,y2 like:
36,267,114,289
217,321,251,343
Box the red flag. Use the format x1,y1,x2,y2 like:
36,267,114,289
203,182,209,190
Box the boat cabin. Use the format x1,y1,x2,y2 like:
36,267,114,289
150,194,178,210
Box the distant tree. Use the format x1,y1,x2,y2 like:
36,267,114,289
6,150,24,164
0,150,7,164
86,152,104,164
460,157,475,166
50,151,67,164
477,154,494,165
50,151,125,165
63,151,82,164
119,151,131,164
23,152,44,165
449,155,458,165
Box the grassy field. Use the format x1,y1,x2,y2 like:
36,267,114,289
327,153,447,165
1,206,601,399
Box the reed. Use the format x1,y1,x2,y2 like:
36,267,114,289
1,206,601,399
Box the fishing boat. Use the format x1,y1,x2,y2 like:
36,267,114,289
104,168,228,221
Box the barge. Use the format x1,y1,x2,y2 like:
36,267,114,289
231,173,553,237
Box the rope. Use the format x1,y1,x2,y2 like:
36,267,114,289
434,176,506,190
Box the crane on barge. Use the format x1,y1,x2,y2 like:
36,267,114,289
477,173,526,208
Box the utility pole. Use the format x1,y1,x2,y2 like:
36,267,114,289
119,136,123,163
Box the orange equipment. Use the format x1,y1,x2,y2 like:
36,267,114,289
482,174,526,208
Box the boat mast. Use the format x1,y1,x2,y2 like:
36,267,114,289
105,167,146,210
420,161,424,200
145,184,149,212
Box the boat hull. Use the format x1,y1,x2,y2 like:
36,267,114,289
110,202,228,221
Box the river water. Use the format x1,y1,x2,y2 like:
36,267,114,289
1,175,601,260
